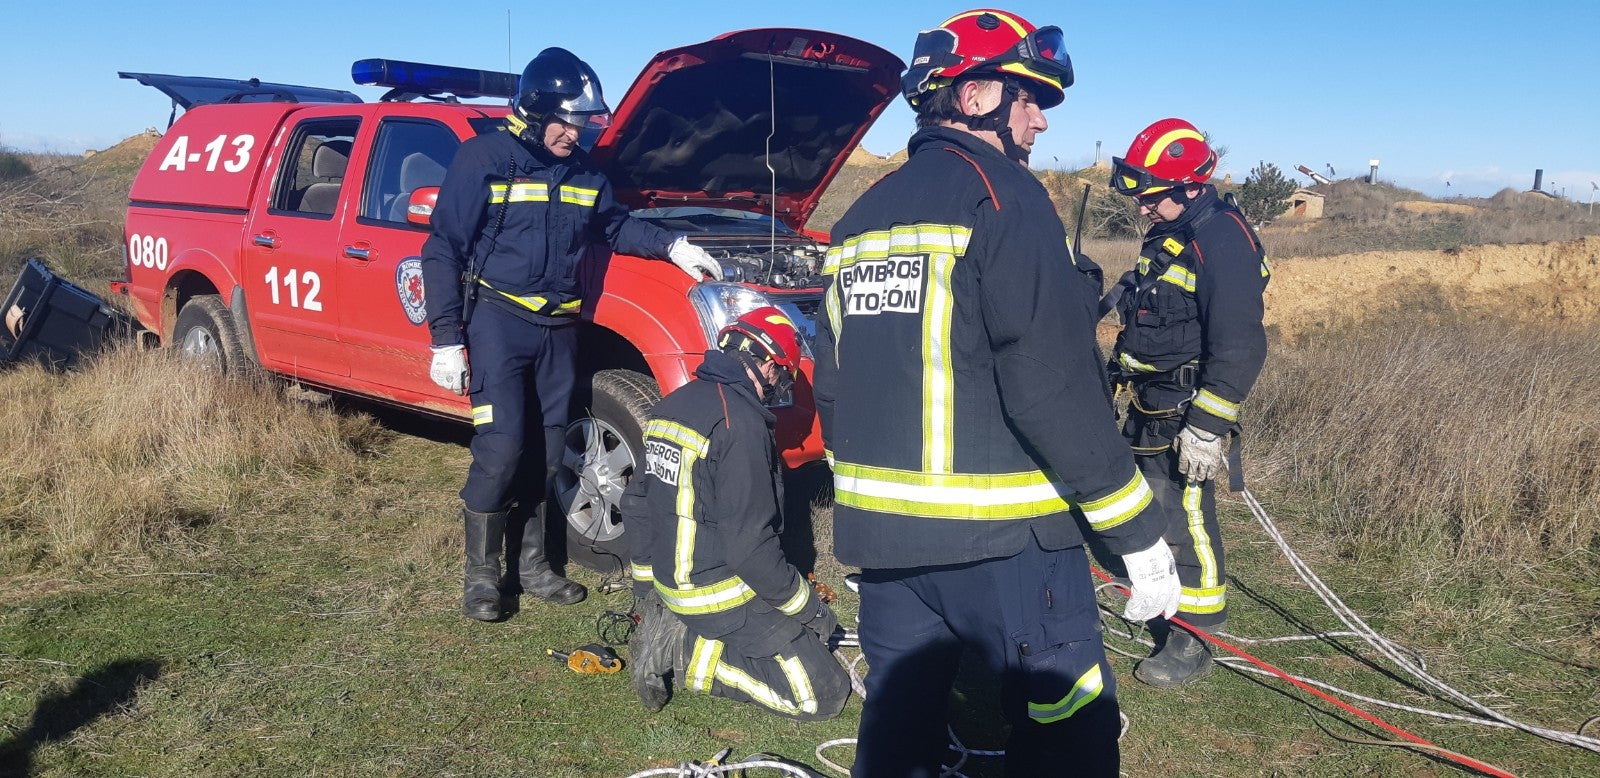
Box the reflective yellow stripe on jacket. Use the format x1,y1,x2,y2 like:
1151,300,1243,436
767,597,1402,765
831,461,1150,531
487,182,549,203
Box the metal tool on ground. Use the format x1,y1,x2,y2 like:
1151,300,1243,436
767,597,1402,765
546,644,622,674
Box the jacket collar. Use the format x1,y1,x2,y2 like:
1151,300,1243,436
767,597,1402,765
695,349,776,423
908,125,1016,168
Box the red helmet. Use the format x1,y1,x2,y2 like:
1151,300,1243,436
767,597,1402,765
1111,118,1218,197
717,306,802,379
902,9,1074,110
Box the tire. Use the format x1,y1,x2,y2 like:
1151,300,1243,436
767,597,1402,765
171,295,246,372
556,368,660,574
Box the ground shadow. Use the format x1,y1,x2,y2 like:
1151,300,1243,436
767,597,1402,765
779,461,831,575
0,658,161,778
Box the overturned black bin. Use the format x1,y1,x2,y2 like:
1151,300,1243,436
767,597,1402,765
2,258,138,371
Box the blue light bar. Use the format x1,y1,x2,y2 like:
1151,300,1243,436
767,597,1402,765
351,59,518,100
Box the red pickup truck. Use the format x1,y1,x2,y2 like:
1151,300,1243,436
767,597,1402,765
113,29,903,569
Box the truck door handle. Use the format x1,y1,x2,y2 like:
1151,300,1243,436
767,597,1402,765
253,234,277,248
343,246,371,260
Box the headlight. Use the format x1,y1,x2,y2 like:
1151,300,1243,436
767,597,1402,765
689,282,777,348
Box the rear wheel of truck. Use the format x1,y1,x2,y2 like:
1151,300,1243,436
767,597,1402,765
556,368,660,574
172,295,246,372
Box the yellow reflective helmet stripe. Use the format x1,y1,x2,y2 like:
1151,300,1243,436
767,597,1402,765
1142,127,1205,168
1028,664,1104,723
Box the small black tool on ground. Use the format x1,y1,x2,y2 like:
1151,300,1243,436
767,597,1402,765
2,258,138,370
546,643,622,674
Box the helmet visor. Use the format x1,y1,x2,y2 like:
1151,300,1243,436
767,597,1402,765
1111,156,1183,196
1020,26,1073,87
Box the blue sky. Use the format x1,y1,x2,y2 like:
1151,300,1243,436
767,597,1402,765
3,1,1598,199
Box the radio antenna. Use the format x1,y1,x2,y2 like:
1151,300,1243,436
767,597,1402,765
506,10,513,73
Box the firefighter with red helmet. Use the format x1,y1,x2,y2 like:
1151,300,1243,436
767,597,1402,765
815,9,1181,774
421,47,723,622
1104,117,1270,687
623,307,850,721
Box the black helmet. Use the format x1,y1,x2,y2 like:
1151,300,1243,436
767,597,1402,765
514,47,608,127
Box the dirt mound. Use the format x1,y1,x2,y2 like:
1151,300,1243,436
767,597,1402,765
78,131,160,179
1394,200,1478,215
1264,236,1600,335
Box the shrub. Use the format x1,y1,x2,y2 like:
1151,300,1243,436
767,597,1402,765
0,149,32,181
1237,162,1296,227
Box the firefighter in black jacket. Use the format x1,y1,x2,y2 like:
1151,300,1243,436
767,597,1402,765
623,307,848,720
421,48,722,622
814,10,1181,775
1105,117,1270,686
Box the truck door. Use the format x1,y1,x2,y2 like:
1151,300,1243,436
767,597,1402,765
336,116,466,406
244,109,367,379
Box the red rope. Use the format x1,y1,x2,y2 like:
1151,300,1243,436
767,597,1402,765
1091,567,1516,778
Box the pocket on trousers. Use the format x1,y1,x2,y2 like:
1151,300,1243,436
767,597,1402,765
1012,622,1111,724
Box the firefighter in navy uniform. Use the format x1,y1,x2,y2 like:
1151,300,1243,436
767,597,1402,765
814,10,1182,776
1104,117,1270,686
421,47,722,622
622,307,849,721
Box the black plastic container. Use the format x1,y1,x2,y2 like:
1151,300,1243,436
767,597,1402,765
2,258,136,370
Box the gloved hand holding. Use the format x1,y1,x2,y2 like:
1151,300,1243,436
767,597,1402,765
429,344,468,395
1173,424,1225,482
669,236,723,281
800,600,839,643
1119,539,1180,621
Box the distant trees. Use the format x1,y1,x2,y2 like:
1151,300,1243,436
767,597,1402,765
1237,162,1296,226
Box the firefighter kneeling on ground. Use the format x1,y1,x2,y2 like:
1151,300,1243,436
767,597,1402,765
1100,117,1270,687
624,308,849,721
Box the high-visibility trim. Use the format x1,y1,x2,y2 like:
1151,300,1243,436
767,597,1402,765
1161,237,1186,257
487,182,550,203
1028,664,1104,723
776,580,811,616
673,514,698,589
1078,472,1153,531
923,250,957,473
1261,257,1272,278
832,461,1073,520
1141,127,1205,168
1184,483,1219,589
1158,265,1196,292
557,185,598,207
1180,584,1227,614
1192,389,1240,422
471,404,493,426
645,420,711,457
480,279,583,316
687,636,723,693
656,576,757,615
714,659,801,715
1137,255,1153,274
1118,352,1161,374
630,562,654,584
778,654,819,714
823,223,973,269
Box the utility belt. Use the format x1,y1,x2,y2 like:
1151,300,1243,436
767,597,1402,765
480,279,582,317
1112,355,1199,393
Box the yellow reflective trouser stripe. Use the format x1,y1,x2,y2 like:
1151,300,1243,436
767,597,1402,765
687,636,723,693
557,185,598,206
629,562,654,584
776,580,810,616
645,420,711,457
1192,389,1240,422
1029,664,1104,724
1118,352,1161,373
656,577,757,615
779,654,819,714
1184,482,1220,589
1181,584,1227,613
1079,472,1153,531
471,404,493,426
714,657,802,715
487,182,549,203
832,461,1072,520
1158,265,1196,292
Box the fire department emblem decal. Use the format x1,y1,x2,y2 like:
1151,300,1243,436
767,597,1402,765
396,257,427,325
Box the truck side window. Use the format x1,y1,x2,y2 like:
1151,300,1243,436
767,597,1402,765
272,119,360,217
360,119,460,225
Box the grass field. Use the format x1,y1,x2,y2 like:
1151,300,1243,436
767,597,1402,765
2,143,1598,776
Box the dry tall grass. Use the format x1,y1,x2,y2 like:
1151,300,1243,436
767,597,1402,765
0,347,389,572
1246,306,1600,572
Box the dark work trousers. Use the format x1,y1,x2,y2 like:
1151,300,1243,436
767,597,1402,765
679,604,852,722
854,538,1121,777
1134,448,1227,629
460,301,577,514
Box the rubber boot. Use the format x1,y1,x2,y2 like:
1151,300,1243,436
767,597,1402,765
1134,618,1213,687
462,507,506,621
512,501,586,606
628,591,687,712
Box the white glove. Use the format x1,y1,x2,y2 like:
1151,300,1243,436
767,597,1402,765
1173,424,1225,482
429,345,468,395
669,237,722,281
1120,539,1180,621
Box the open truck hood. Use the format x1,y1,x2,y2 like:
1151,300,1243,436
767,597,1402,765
591,28,904,232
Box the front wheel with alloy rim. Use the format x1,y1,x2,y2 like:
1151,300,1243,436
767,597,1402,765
555,368,660,574
171,295,246,372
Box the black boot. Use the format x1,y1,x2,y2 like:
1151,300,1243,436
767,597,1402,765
1134,618,1213,687
629,592,687,712
462,507,507,621
511,501,586,606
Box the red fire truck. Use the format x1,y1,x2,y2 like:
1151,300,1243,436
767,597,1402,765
113,29,904,569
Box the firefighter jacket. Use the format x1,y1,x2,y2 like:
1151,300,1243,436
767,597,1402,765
814,126,1167,570
624,349,822,635
420,125,676,346
1110,185,1270,437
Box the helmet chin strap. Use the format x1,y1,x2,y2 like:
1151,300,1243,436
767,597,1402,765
504,114,549,153
958,80,1027,163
